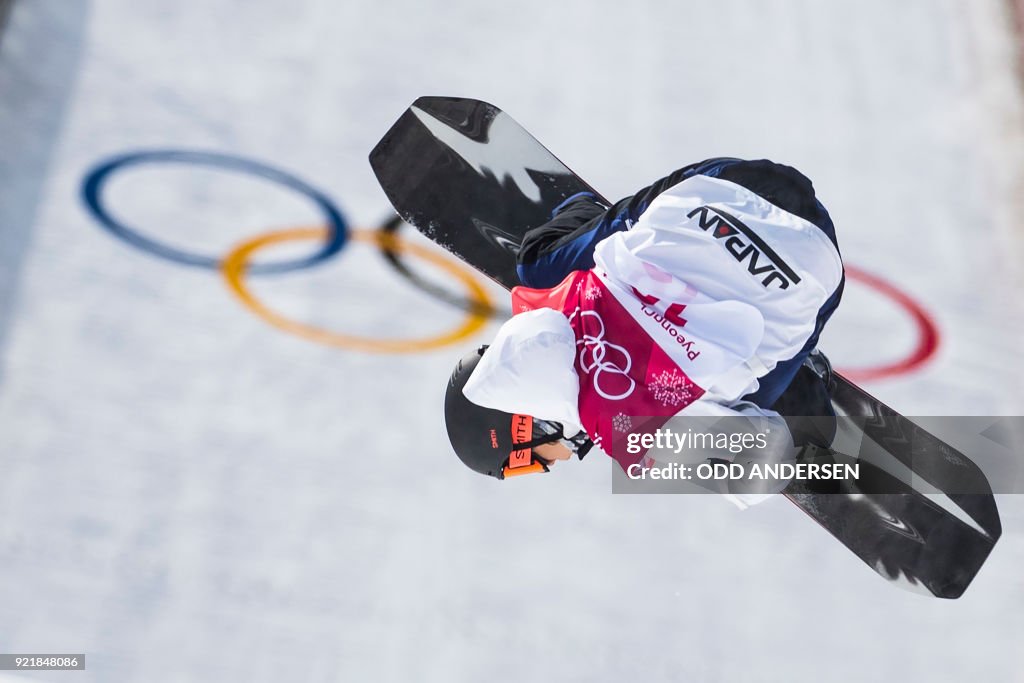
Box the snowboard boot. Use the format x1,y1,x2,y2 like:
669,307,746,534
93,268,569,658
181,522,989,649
772,349,837,449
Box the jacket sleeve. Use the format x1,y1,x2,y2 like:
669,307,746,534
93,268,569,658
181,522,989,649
515,157,746,288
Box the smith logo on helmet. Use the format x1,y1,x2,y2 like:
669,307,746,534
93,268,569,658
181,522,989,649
509,414,533,467
687,205,800,290
489,429,499,449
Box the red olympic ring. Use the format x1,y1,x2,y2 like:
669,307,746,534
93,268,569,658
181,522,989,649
834,265,940,382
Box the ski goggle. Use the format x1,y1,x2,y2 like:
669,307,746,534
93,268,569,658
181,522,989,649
501,416,591,479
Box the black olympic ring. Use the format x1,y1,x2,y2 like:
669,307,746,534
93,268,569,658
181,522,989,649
376,214,511,319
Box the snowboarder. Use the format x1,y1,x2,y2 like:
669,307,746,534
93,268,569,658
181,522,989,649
444,158,845,487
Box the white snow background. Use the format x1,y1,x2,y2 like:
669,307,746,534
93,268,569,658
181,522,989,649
0,1,1022,681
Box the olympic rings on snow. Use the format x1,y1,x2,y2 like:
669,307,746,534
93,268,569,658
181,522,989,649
80,149,490,353
77,149,940,373
221,227,493,353
82,149,348,274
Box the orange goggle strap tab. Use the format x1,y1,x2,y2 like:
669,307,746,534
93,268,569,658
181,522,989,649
502,461,548,478
504,414,564,479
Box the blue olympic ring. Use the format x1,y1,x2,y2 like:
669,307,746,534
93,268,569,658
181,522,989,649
81,149,348,274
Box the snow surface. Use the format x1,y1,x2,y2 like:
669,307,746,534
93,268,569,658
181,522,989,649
0,1,1022,681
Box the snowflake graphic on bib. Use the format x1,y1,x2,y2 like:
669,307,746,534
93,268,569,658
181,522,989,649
648,368,696,407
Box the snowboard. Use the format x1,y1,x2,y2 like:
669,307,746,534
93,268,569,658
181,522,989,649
370,96,1001,598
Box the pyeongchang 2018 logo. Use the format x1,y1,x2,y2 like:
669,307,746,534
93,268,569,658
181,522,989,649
687,206,801,290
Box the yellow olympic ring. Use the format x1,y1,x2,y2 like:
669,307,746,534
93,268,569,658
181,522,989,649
221,227,494,353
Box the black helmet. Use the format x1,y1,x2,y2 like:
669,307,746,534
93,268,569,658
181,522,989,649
444,346,591,479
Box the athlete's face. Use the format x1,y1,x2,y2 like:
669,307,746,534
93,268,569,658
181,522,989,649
533,441,573,463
